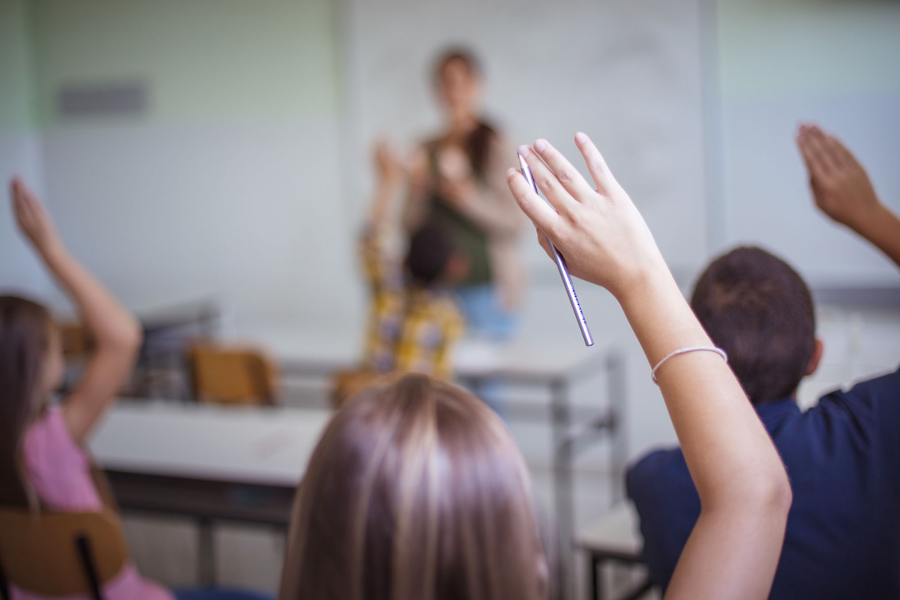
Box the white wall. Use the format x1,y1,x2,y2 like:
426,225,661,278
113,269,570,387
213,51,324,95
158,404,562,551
344,0,709,280
715,0,900,289
5,0,366,330
0,0,53,299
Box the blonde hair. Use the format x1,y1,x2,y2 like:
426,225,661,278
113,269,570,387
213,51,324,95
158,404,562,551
280,374,549,600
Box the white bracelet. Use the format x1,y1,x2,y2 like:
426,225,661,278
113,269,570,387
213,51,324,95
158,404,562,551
651,346,728,385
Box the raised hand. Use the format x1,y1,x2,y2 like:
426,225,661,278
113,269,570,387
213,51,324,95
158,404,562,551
10,177,62,257
373,139,404,187
796,123,900,269
796,124,881,231
506,133,666,301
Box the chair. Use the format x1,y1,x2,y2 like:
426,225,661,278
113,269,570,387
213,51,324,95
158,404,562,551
188,344,279,405
0,508,129,600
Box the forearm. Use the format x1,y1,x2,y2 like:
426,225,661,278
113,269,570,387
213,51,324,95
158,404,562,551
40,244,141,351
852,203,900,270
621,267,790,599
401,187,428,232
456,187,525,236
369,178,402,231
619,265,789,510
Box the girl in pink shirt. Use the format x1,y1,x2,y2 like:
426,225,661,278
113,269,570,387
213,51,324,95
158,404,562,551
2,178,173,600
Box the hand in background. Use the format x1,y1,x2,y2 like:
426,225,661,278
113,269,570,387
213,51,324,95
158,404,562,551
406,147,431,194
11,177,62,257
507,133,666,301
796,123,900,270
373,139,405,188
796,124,881,231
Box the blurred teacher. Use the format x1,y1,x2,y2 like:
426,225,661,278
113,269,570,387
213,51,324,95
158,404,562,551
402,48,526,339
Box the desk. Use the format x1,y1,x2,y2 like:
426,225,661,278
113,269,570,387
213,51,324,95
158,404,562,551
236,326,626,599
90,401,332,583
576,503,652,600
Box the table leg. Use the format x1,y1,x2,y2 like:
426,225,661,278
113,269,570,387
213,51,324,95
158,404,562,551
592,554,602,600
551,378,574,600
197,517,216,586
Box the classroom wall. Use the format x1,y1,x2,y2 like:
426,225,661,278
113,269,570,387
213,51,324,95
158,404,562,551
714,0,900,289
0,0,52,297
6,0,365,328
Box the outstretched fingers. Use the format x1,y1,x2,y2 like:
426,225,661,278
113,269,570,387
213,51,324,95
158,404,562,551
507,167,562,239
798,125,836,178
518,146,578,216
533,139,596,201
574,132,617,195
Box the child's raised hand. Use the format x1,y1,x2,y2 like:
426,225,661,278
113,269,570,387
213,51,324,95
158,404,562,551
373,139,404,187
10,177,61,256
796,124,881,232
507,133,667,301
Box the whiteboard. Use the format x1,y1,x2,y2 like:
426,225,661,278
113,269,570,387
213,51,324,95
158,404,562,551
715,1,900,290
342,0,708,279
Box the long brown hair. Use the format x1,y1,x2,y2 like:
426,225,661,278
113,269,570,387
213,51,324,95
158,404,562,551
280,374,549,600
0,295,53,506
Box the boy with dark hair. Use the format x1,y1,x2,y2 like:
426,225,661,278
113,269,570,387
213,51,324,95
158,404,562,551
627,125,900,599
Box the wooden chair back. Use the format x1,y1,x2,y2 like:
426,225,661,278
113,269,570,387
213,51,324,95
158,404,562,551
188,343,279,405
0,507,128,598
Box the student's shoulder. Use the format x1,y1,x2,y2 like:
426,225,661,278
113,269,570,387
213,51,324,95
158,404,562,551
809,368,900,436
626,446,689,496
816,368,900,412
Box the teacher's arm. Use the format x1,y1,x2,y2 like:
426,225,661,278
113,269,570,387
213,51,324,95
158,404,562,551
509,135,791,600
444,135,526,237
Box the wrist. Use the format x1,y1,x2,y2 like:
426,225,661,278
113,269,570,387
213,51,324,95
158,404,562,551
855,200,889,233
614,257,673,307
39,238,68,264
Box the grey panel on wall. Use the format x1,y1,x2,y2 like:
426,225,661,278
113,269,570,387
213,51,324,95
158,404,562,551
57,82,148,118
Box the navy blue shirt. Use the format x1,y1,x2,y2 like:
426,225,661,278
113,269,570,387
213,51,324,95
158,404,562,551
627,369,900,599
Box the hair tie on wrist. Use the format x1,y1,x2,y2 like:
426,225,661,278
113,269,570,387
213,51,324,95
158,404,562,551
651,346,728,385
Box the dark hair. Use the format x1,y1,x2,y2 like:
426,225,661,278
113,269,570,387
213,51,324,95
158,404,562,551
405,221,455,287
690,247,816,405
432,47,497,180
433,47,482,82
280,374,549,600
0,295,53,505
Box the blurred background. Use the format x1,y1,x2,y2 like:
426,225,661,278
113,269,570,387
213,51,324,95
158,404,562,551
2,0,899,597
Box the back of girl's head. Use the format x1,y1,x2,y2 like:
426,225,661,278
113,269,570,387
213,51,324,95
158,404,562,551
280,374,549,600
0,295,53,505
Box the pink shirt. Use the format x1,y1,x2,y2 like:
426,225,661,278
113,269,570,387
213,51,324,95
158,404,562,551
14,406,174,600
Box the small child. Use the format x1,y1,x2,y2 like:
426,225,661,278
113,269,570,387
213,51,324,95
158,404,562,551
359,142,467,382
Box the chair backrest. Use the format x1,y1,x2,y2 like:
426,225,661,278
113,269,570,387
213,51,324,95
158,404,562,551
188,343,279,405
0,507,128,597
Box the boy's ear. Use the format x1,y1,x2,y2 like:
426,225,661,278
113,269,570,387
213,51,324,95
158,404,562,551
806,338,824,377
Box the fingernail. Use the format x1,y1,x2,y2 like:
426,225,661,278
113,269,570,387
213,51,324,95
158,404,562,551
574,132,588,144
518,145,530,158
534,139,547,153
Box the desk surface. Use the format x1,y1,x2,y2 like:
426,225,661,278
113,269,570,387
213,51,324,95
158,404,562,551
234,325,613,381
90,400,333,487
576,502,644,558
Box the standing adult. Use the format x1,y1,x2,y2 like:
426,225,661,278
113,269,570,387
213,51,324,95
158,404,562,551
402,48,526,339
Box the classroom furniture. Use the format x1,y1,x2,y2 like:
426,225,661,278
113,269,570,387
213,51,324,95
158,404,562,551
132,302,222,399
234,326,627,599
188,344,279,405
89,401,332,585
576,502,653,600
0,507,129,600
